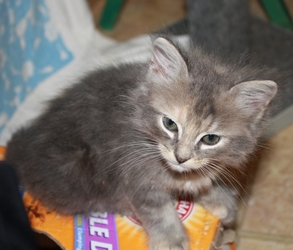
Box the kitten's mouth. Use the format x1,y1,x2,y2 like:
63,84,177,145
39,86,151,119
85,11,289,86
159,145,202,173
164,158,209,174
166,161,192,173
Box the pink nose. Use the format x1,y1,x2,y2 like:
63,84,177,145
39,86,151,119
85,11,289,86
175,154,189,164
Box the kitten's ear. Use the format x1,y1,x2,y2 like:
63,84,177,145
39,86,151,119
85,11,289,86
230,80,277,119
148,37,188,83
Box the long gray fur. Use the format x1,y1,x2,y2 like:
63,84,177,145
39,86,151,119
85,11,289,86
6,37,278,250
186,0,293,137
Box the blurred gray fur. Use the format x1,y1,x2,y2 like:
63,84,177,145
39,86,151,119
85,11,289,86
185,0,293,136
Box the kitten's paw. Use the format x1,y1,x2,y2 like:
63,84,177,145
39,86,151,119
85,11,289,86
208,204,228,219
204,204,235,226
149,231,188,250
149,238,189,250
198,186,238,227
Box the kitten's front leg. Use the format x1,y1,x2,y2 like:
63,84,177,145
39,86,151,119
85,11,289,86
198,185,238,227
131,191,188,250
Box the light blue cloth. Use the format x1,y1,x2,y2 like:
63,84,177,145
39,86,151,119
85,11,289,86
0,0,73,134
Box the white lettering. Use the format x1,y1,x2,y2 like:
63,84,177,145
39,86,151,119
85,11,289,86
90,226,110,238
90,217,108,225
179,201,190,208
75,228,83,250
177,201,190,215
91,212,108,218
90,241,113,250
177,206,187,215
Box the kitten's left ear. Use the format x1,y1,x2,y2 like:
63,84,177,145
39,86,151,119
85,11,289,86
230,80,277,119
148,37,189,83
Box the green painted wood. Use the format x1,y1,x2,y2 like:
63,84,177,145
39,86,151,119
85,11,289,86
99,0,124,30
261,0,293,30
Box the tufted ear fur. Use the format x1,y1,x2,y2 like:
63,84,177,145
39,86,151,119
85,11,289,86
230,80,277,121
147,37,189,84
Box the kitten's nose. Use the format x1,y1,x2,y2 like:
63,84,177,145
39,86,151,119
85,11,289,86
175,155,189,164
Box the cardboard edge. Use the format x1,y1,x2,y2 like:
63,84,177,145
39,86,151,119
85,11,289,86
33,229,65,250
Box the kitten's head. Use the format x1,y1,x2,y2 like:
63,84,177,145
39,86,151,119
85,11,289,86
133,37,277,175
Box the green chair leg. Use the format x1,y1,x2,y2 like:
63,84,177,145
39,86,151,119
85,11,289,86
261,0,293,30
99,0,124,30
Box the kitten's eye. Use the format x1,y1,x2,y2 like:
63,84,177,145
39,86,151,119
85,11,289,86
162,117,178,132
201,134,220,145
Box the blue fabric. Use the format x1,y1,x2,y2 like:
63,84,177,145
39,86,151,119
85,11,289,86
0,0,74,134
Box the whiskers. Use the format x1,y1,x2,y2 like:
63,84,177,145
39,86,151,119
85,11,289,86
96,134,164,179
197,159,251,208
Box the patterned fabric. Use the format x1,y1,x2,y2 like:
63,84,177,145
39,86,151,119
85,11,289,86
0,0,73,134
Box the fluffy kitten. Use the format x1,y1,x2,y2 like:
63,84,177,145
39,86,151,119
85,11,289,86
6,37,277,250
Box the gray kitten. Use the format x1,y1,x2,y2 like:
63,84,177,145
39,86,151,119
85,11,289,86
6,37,277,250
